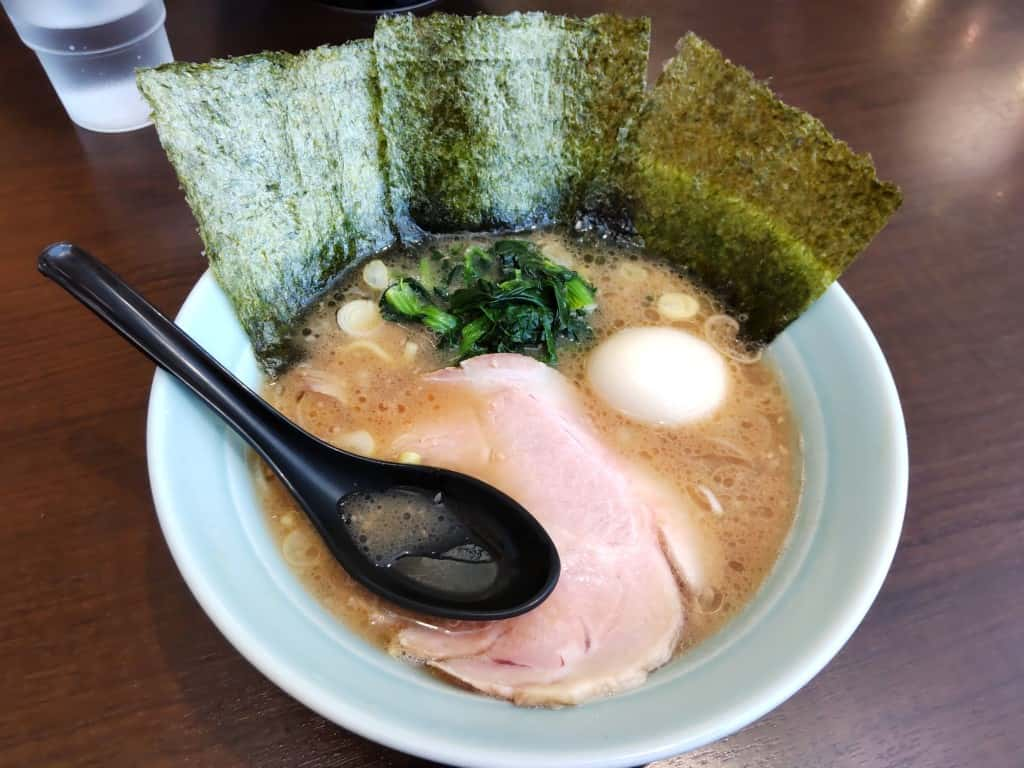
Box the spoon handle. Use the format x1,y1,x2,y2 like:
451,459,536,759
37,242,332,494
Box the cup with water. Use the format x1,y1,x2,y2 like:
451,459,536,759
1,0,173,133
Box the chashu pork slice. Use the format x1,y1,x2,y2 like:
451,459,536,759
391,353,715,707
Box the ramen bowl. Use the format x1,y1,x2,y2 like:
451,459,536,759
147,272,907,767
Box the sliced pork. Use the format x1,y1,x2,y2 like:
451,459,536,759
391,354,715,706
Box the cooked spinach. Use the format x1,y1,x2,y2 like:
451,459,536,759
380,239,596,363
378,278,459,335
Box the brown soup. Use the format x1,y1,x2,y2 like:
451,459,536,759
254,229,801,668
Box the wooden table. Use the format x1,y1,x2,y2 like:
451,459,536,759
2,1,1021,766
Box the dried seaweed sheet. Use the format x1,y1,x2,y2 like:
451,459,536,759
374,12,650,235
629,33,902,342
137,42,393,370
140,20,901,369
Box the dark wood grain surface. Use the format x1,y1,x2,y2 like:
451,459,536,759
2,1,1022,766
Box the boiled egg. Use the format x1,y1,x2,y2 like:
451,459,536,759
587,327,728,426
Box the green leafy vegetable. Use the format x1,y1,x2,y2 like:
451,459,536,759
137,42,395,371
379,239,596,363
374,12,650,234
565,276,597,312
627,33,902,343
380,278,459,335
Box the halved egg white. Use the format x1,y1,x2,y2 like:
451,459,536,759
587,327,728,426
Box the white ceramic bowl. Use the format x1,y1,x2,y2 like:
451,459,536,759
147,272,907,767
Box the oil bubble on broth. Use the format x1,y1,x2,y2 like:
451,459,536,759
255,229,802,665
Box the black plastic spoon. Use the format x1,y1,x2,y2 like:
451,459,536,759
38,243,559,620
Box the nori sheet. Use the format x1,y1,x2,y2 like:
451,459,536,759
137,42,394,370
139,19,901,368
628,33,902,342
373,12,650,235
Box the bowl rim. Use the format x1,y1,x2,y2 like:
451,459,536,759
147,270,908,767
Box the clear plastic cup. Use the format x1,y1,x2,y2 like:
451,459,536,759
1,0,173,133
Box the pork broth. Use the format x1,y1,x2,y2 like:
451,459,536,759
255,230,801,669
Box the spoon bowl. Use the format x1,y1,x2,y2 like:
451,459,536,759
38,242,560,620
